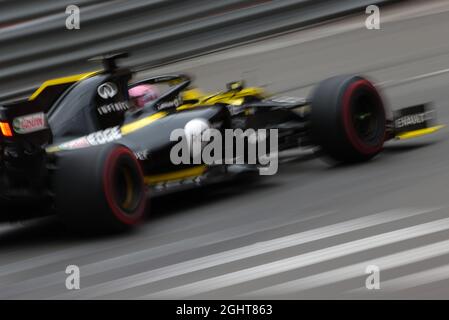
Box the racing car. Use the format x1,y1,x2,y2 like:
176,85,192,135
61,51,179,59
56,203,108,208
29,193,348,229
0,53,443,232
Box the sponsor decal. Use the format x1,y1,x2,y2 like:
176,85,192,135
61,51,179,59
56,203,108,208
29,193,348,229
134,149,150,161
158,97,182,110
395,112,430,128
53,127,122,152
12,112,47,134
58,137,90,151
97,101,130,115
86,126,122,145
97,82,118,99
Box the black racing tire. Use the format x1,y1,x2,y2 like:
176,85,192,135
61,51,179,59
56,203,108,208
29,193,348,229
0,196,50,222
310,75,386,163
53,144,146,233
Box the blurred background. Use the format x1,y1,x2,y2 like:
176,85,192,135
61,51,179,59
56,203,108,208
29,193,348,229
0,0,396,99
3,0,449,300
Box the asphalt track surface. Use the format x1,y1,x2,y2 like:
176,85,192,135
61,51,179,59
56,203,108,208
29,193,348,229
2,0,449,299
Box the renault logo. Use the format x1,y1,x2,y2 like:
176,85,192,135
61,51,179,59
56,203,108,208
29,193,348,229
97,82,118,99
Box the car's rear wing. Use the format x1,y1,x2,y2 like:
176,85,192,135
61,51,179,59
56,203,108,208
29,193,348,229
0,99,52,149
393,104,444,140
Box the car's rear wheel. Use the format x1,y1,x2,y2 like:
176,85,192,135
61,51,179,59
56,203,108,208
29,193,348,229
310,75,386,162
53,144,146,233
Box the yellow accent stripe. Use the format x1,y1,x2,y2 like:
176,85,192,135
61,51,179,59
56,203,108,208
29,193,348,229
396,125,445,140
29,71,99,101
176,104,196,111
144,165,206,185
121,111,167,135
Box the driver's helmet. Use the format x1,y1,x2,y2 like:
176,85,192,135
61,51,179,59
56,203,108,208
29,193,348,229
129,84,160,109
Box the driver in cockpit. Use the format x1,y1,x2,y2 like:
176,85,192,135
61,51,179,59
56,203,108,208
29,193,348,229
128,84,160,109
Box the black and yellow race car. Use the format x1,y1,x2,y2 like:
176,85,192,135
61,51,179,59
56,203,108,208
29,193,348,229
0,54,443,232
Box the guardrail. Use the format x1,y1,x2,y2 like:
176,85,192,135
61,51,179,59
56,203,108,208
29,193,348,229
0,0,109,26
0,0,397,100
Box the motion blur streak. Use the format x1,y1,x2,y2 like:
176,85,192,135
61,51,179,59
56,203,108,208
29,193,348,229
49,209,434,299
243,239,449,297
2,0,449,299
140,215,449,299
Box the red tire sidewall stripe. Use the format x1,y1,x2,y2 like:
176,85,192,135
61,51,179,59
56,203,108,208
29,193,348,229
103,147,145,225
342,80,386,155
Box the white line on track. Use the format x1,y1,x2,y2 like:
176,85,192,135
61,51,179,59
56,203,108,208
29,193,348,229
241,239,449,297
49,208,436,299
0,210,337,299
377,68,449,88
0,208,335,279
139,215,449,299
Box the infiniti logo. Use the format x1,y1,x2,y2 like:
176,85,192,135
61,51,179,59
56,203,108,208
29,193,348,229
97,82,118,99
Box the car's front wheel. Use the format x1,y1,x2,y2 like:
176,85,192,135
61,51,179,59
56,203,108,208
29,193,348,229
310,75,386,162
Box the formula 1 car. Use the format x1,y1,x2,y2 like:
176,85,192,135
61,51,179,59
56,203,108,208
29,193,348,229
0,53,443,232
